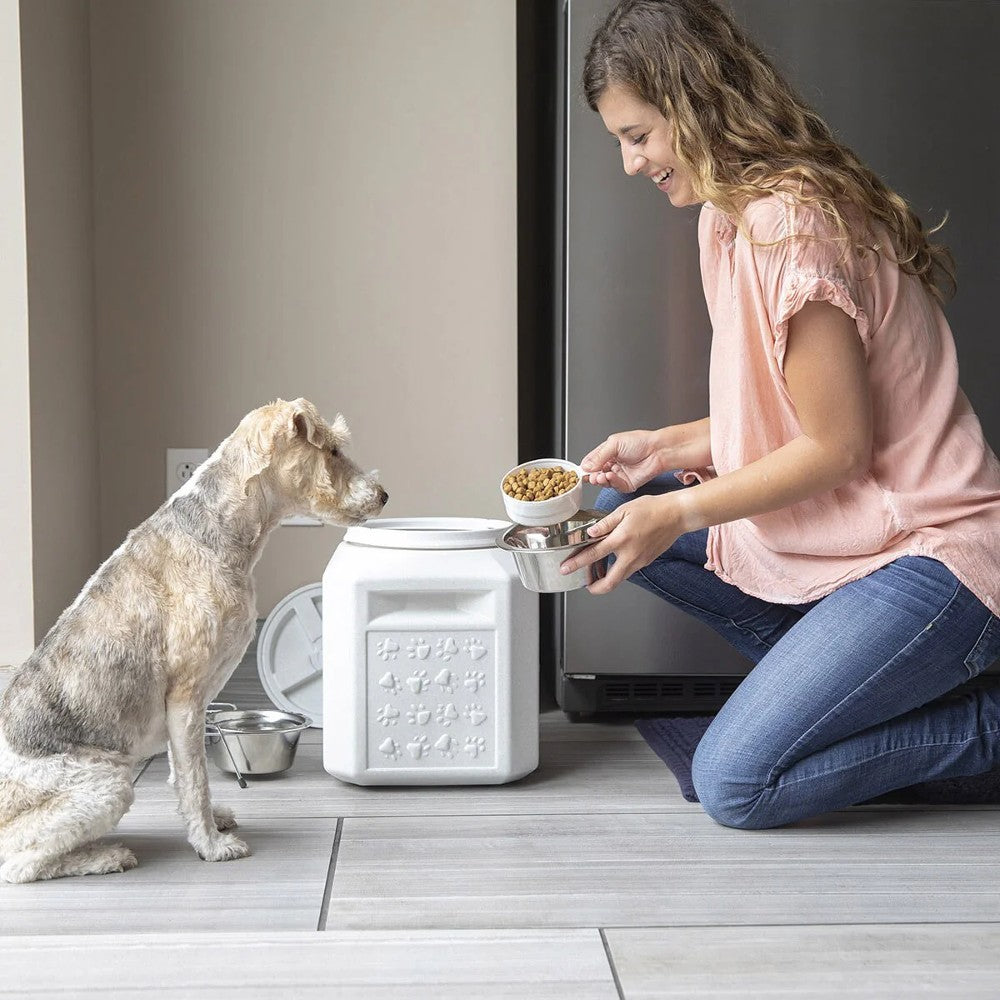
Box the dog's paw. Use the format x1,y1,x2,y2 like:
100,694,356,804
0,857,41,884
96,844,139,875
198,832,251,863
212,805,238,830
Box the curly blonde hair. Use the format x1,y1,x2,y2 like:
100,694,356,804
583,0,956,301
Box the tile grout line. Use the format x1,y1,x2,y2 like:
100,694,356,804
132,755,156,786
599,927,626,1000
316,818,344,932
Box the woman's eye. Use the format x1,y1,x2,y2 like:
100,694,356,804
630,133,648,146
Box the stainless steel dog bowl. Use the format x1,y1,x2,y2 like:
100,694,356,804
205,709,311,778
497,509,609,593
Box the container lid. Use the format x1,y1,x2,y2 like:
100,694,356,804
343,517,509,550
256,583,324,727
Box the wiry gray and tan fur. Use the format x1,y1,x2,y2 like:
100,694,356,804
0,398,387,883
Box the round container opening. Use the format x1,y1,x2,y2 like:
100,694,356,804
343,517,510,550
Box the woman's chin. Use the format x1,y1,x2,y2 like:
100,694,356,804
666,188,698,208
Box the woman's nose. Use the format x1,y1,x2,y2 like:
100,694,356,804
622,148,646,177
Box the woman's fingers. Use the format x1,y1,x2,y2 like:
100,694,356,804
559,534,615,575
584,466,632,491
559,510,621,576
587,556,633,595
580,437,619,473
586,509,620,539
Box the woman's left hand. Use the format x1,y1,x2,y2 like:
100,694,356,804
560,494,689,595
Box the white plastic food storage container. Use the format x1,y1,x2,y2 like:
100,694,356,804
322,517,539,785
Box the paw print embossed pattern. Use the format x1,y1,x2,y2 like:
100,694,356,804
434,668,456,693
434,734,459,758
464,669,486,692
435,703,459,727
405,669,429,694
378,672,402,696
407,637,431,660
376,638,400,661
435,637,459,662
376,705,400,727
464,637,487,660
367,630,496,769
463,703,488,726
406,703,431,726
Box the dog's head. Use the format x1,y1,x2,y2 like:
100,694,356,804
238,398,388,525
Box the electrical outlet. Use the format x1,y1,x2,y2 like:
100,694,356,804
166,448,209,499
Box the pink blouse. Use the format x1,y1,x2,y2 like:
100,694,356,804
686,193,1000,612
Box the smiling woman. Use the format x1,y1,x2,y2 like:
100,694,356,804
595,85,696,206
563,0,1000,831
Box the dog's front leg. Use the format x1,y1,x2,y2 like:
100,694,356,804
165,699,250,862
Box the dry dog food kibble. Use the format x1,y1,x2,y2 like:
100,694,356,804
503,467,579,502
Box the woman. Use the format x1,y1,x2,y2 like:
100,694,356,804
560,0,1000,829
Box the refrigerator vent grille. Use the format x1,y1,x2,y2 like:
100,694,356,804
598,676,743,711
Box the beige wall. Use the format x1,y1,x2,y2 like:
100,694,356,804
21,0,100,642
89,0,518,614
0,0,34,666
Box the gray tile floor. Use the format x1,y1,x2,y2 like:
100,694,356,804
1,648,998,998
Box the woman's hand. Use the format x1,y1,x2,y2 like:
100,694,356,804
560,493,689,595
580,429,668,492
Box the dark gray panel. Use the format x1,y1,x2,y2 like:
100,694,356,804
563,0,1000,679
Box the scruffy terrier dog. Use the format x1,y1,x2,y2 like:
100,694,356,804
0,398,387,883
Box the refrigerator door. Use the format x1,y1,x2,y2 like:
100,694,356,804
561,0,1000,707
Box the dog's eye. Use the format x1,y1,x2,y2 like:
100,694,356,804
329,447,340,458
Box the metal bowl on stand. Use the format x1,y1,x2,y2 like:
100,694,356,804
205,706,312,782
497,509,609,593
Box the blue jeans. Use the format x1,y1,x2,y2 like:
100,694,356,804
597,477,1000,829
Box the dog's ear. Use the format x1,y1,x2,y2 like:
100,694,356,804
238,403,291,496
289,398,327,450
240,418,277,496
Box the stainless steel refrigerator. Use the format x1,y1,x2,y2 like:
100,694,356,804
543,0,1000,715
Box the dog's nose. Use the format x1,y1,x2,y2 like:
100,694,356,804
378,488,389,506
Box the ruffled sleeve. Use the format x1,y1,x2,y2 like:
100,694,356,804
747,195,872,376
674,466,716,485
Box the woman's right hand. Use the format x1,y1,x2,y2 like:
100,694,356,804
580,429,669,492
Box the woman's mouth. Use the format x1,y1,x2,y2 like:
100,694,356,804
653,168,673,190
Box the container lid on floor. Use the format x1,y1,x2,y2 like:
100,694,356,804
257,582,324,727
